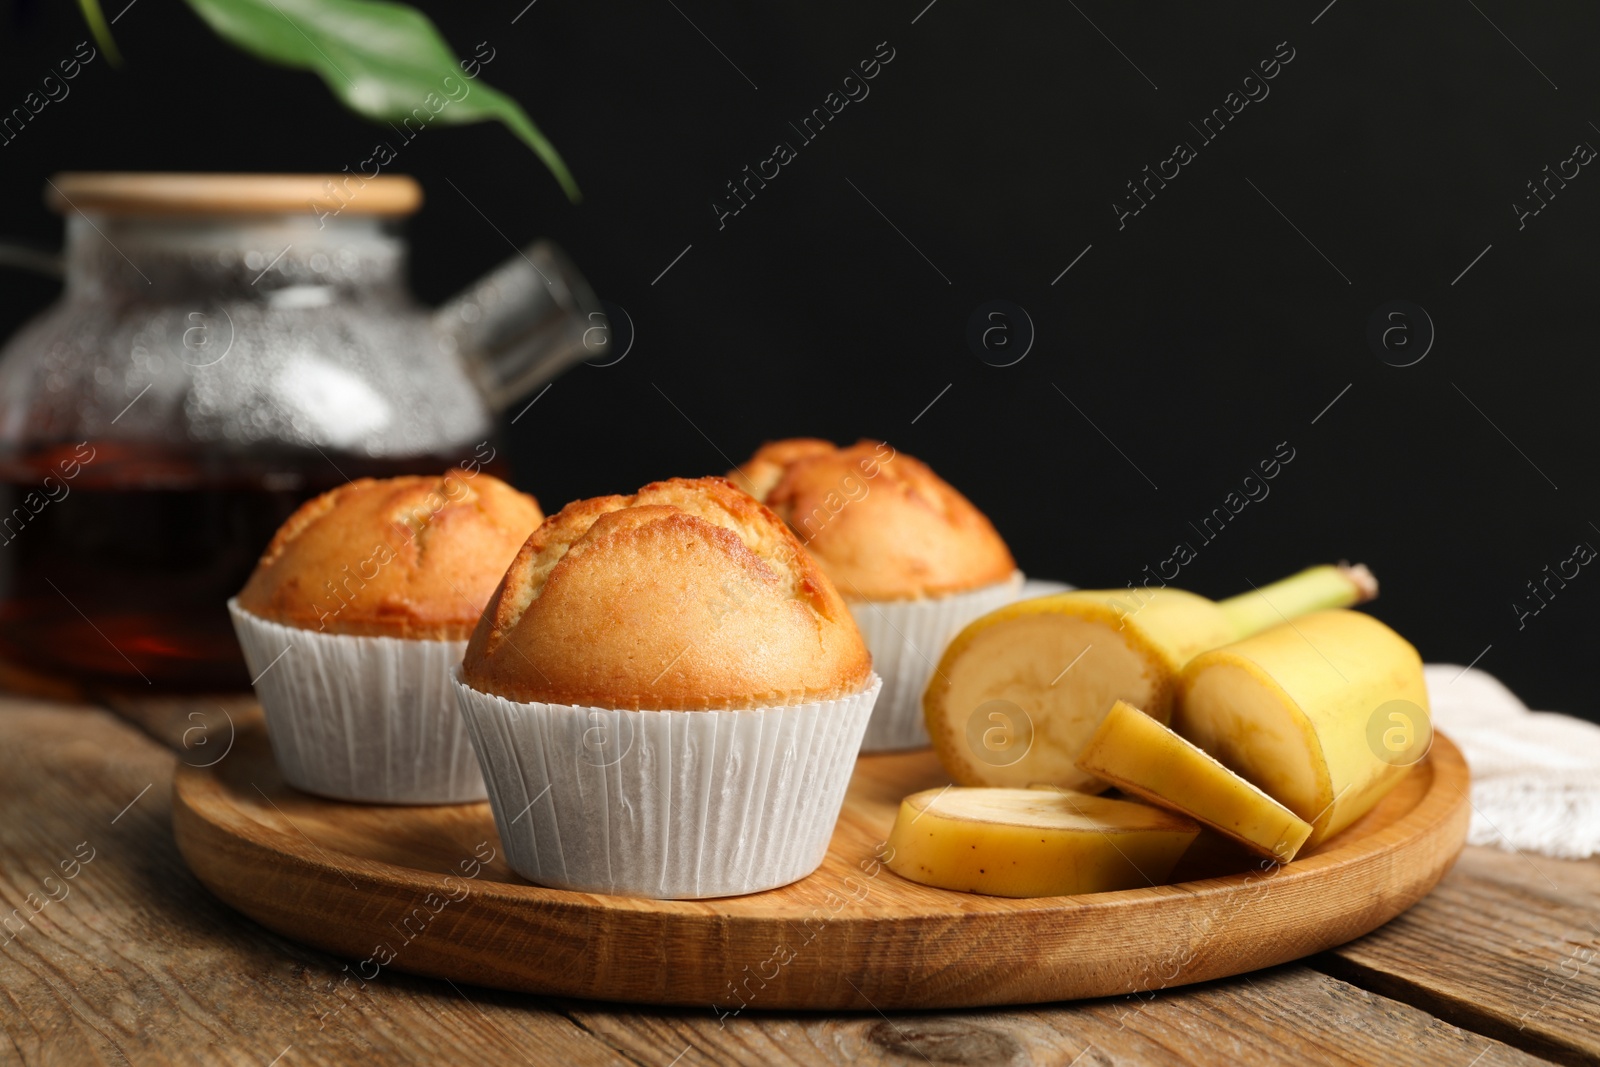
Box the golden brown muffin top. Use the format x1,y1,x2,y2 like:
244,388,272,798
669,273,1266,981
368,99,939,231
237,472,543,639
729,439,1016,601
461,477,872,709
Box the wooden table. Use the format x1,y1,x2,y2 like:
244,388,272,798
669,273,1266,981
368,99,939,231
2,690,1596,1067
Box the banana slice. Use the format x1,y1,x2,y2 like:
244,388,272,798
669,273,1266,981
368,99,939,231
1076,700,1313,861
885,786,1199,897
922,588,1218,792
1176,609,1430,847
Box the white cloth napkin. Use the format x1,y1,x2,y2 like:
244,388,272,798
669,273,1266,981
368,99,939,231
1426,665,1600,859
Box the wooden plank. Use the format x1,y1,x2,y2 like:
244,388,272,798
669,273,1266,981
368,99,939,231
0,691,1584,1066
1322,843,1600,1067
0,697,630,1067
99,691,256,754
562,965,1555,1066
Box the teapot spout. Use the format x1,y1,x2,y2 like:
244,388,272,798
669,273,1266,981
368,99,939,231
435,240,604,413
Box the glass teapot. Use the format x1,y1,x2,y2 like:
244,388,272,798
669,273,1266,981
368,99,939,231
0,172,601,691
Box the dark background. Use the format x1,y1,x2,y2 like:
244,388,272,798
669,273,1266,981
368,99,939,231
3,1,1597,718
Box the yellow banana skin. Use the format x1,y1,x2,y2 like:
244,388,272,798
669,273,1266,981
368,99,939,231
1175,609,1430,847
884,786,1199,898
1076,699,1313,862
923,566,1372,793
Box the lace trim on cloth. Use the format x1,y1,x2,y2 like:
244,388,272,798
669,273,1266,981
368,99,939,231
1426,665,1600,860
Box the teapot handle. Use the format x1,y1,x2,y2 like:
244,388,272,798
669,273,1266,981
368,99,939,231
0,241,63,277
435,240,604,414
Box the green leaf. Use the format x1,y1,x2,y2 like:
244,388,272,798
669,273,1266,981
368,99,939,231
180,0,580,201
75,0,124,67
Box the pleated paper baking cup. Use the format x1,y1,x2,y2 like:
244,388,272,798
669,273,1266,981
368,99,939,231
453,672,881,899
228,600,485,804
849,572,1026,752
1020,576,1075,598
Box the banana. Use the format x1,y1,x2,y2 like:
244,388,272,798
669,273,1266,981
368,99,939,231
885,786,1199,897
923,563,1376,791
1076,699,1313,861
1175,608,1430,847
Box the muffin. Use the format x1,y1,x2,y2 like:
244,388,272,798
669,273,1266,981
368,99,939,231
730,439,1021,751
230,471,542,803
455,476,880,898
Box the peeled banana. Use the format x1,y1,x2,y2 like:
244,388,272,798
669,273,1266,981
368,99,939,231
923,564,1376,791
1175,608,1430,847
1076,699,1313,861
885,786,1200,897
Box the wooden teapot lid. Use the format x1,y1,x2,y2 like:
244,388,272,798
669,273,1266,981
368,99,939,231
45,173,423,217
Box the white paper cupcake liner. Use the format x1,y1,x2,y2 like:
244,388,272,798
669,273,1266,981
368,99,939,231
849,572,1026,753
229,599,485,804
1020,577,1075,598
453,672,881,899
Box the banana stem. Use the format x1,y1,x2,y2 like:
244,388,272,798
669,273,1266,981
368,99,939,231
1217,563,1377,641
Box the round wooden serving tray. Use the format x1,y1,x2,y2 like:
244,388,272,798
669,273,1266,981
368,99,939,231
173,717,1469,1010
